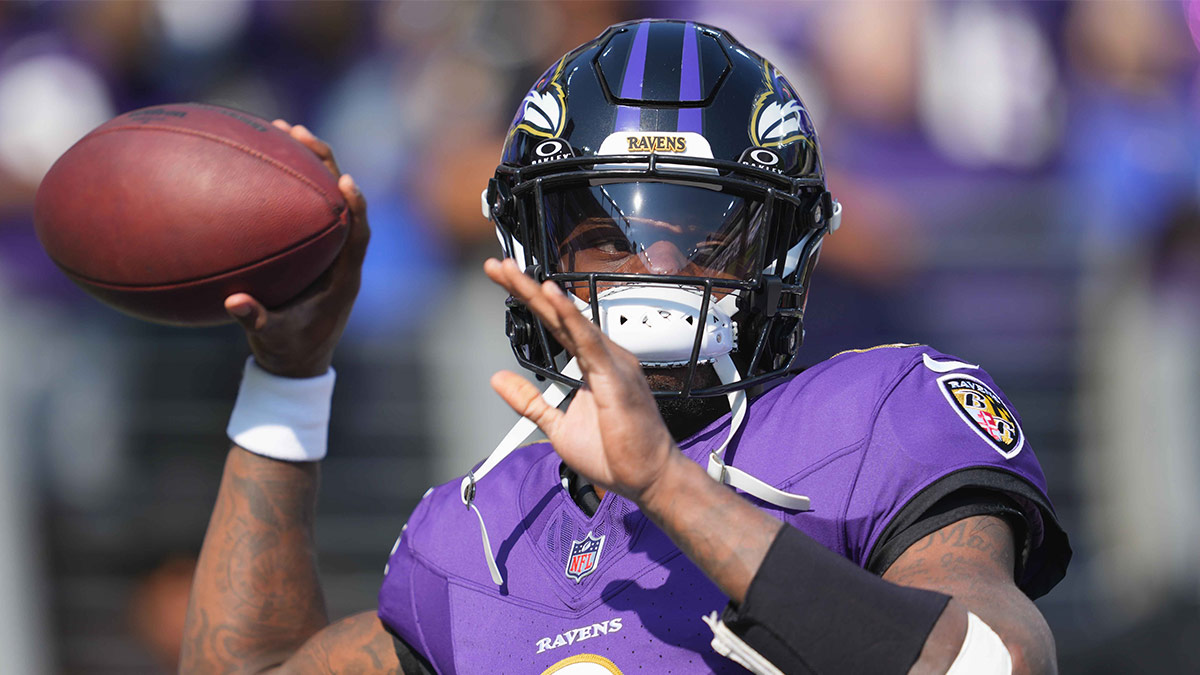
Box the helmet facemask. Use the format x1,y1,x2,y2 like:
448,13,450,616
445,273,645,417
489,151,833,398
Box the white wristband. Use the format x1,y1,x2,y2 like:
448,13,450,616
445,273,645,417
227,357,336,462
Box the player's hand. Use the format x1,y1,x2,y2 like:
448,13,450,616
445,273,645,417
224,121,370,378
485,258,682,503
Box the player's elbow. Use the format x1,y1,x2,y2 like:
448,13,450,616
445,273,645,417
1005,630,1058,675
917,608,1056,675
968,614,1058,675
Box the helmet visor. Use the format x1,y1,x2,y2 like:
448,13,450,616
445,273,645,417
542,182,768,282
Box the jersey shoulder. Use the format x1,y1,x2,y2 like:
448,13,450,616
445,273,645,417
746,343,937,453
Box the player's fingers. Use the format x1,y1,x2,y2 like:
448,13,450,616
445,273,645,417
338,174,370,263
485,259,595,362
483,258,570,337
490,370,564,435
340,173,368,217
483,259,618,372
271,119,292,132
291,124,341,176
539,280,613,367
224,293,269,332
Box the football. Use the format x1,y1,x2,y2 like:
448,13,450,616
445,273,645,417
34,103,349,326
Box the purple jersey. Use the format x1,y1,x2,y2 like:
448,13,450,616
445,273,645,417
379,345,1068,674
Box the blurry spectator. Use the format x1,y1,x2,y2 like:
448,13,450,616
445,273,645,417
1066,0,1200,625
127,555,197,673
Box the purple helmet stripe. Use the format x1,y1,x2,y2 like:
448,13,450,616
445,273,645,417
614,21,650,131
678,22,702,133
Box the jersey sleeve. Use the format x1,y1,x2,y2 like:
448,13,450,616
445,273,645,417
844,349,1071,598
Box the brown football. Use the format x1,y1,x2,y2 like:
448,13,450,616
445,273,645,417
34,103,349,326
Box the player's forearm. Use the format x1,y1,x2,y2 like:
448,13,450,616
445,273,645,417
637,451,783,604
639,454,978,674
180,446,329,674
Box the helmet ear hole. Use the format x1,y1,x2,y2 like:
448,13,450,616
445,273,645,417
505,299,564,363
769,318,801,369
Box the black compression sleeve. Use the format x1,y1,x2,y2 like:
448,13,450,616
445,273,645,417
719,525,950,675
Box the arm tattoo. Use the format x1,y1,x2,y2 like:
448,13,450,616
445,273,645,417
884,515,1058,675
638,455,783,604
180,448,329,674
885,516,1015,591
277,611,405,675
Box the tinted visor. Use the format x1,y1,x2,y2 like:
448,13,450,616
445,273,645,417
542,182,768,281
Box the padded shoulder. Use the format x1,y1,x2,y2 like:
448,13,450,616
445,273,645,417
730,343,930,466
401,442,559,583
837,346,1062,579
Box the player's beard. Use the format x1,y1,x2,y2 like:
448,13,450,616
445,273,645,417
644,364,732,442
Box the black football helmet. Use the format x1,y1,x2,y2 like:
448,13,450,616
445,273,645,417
484,19,841,397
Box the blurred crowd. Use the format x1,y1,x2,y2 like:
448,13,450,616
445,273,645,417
0,1,1197,673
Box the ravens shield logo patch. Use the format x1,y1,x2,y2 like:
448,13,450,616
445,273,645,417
937,373,1024,459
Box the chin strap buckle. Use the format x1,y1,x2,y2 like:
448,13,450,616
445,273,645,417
708,450,730,484
462,470,477,507
705,355,813,512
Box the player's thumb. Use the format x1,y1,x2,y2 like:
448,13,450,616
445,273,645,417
224,293,268,332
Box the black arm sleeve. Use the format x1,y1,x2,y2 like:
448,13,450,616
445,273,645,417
863,467,1072,599
720,525,951,675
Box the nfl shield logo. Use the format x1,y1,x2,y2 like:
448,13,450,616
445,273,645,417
565,531,606,583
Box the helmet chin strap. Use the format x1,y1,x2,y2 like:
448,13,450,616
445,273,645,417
706,356,811,511
460,358,581,585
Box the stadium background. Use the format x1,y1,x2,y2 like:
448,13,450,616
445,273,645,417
0,0,1197,672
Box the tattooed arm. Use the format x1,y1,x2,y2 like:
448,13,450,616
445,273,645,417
885,515,1057,675
643,465,1054,674
180,448,403,674
179,123,409,673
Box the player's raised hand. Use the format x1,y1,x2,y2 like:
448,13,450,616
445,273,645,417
224,121,370,378
485,258,682,503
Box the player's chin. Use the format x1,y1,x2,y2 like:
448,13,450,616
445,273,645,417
643,363,731,440
642,363,722,394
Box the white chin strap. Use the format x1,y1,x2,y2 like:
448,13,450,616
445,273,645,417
459,358,581,585
705,356,811,512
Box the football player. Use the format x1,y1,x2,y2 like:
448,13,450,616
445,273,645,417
181,20,1070,674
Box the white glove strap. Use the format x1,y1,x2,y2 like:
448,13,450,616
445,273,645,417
227,357,336,462
702,612,784,675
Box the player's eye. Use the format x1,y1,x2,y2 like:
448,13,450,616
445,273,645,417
564,222,632,255
595,239,632,254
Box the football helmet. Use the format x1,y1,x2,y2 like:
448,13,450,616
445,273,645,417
484,18,841,398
